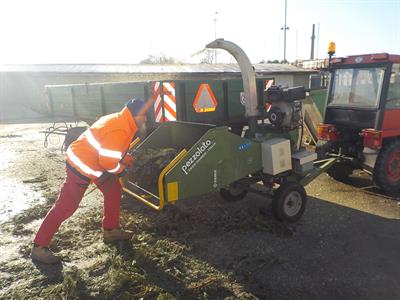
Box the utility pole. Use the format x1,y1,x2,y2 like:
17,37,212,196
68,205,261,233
214,11,218,64
316,23,320,59
310,24,315,59
280,0,289,63
295,29,298,61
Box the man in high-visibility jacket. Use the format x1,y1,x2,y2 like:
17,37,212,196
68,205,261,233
31,98,147,264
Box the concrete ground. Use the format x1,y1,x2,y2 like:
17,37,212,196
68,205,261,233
0,123,399,299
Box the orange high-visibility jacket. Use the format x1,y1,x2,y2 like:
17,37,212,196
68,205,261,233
66,107,138,180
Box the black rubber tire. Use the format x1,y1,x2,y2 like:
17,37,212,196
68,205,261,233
272,182,307,223
326,162,354,182
220,186,248,202
373,140,400,193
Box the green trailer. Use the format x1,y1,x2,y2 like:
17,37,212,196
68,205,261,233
44,77,325,149
46,78,276,131
309,88,327,117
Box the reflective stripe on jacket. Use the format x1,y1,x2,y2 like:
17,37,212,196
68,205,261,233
66,107,138,180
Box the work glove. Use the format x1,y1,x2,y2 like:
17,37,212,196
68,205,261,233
121,153,135,168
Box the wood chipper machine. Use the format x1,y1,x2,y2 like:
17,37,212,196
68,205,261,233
121,39,337,222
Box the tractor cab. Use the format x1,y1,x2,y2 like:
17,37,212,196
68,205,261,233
323,54,400,131
317,51,400,192
319,53,400,145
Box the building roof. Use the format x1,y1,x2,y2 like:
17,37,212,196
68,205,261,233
0,63,315,75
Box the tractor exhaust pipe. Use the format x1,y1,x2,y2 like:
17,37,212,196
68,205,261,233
206,39,259,134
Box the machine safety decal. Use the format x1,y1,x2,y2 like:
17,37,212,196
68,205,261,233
213,169,218,188
193,84,218,113
240,92,246,106
238,142,252,151
181,139,216,175
240,79,274,106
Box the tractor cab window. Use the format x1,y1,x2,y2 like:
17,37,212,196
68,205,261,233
328,67,385,108
386,64,400,109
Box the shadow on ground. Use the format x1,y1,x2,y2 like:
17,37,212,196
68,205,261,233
120,191,400,300
330,170,400,200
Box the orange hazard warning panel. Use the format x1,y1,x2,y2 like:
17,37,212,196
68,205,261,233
193,83,218,113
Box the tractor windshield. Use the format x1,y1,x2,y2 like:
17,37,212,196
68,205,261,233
328,67,386,108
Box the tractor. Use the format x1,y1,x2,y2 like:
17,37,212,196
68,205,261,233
317,48,400,192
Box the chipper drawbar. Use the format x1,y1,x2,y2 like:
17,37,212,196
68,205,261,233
121,39,337,222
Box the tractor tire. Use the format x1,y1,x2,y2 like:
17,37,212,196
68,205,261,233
326,162,354,182
373,140,400,193
272,182,307,223
220,186,248,202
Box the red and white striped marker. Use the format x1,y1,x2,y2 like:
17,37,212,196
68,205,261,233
265,79,274,91
153,82,177,122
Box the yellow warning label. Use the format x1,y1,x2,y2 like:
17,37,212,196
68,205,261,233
167,181,179,202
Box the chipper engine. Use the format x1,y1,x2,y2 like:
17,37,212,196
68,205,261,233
121,39,336,222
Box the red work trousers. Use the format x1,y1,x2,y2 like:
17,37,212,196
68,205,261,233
34,166,122,247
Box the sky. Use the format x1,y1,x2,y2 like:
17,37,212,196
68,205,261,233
0,0,398,64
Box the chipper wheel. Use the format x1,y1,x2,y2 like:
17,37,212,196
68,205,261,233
220,185,248,202
272,182,307,222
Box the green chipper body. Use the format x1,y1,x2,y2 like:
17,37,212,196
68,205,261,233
166,125,261,199
121,121,262,209
121,119,335,214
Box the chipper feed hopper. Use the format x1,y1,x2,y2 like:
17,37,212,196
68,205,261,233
121,39,336,222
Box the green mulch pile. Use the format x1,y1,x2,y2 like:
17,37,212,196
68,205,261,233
0,194,258,300
127,148,180,193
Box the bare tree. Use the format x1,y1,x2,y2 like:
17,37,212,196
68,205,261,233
140,54,181,64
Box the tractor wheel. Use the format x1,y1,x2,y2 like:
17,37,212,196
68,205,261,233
272,182,307,223
373,140,400,193
326,162,354,182
220,185,248,202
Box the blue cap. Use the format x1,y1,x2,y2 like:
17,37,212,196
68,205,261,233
126,98,145,116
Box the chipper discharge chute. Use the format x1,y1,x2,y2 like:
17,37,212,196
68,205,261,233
122,39,337,222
